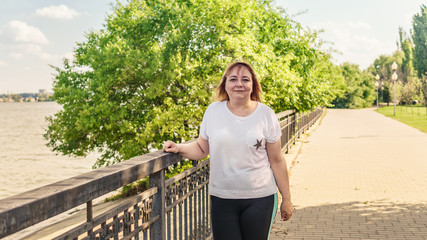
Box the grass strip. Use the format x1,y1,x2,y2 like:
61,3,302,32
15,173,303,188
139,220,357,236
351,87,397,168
375,105,427,133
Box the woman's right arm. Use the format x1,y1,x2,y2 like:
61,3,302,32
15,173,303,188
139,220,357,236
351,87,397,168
163,136,209,160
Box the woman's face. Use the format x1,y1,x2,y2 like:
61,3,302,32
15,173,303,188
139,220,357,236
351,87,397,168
225,66,253,101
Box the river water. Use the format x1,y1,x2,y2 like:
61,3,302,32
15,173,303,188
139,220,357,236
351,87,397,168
0,102,97,199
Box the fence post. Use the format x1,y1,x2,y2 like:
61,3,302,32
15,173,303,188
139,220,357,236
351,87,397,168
86,201,93,238
149,170,165,240
286,115,290,153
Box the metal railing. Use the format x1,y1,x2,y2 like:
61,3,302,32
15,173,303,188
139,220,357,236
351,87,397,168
0,107,323,240
278,108,323,153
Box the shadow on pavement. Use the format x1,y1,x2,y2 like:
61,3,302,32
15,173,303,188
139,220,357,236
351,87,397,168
271,200,427,239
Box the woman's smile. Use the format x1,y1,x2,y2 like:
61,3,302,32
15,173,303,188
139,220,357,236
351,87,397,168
225,66,253,101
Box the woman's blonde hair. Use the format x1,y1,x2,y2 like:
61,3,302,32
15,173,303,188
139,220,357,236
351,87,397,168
216,61,262,102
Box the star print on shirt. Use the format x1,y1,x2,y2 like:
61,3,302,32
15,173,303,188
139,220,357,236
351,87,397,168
253,139,263,150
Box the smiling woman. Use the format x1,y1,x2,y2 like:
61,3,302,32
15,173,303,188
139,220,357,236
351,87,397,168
226,66,253,102
163,61,294,239
44,0,340,170
217,61,262,105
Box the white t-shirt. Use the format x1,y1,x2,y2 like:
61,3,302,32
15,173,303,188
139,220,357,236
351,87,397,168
199,101,282,199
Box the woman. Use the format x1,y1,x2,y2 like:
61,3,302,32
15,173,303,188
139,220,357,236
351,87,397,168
163,61,293,240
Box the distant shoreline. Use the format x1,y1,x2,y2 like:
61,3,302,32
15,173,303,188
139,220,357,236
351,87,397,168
0,91,53,103
0,100,54,103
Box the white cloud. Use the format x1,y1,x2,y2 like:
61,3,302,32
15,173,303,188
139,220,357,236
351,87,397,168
17,43,43,54
62,51,75,61
49,51,75,66
0,60,8,67
6,44,74,64
5,20,48,45
346,21,372,30
312,21,395,69
35,4,80,20
11,44,55,60
9,53,24,59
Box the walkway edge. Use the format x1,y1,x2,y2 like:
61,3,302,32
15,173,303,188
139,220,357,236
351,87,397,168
284,108,327,174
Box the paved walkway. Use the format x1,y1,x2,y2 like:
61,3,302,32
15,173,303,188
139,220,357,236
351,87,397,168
271,108,427,240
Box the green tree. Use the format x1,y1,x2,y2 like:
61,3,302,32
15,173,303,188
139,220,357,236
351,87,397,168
369,51,409,105
398,28,415,82
11,94,22,102
412,4,427,105
396,29,423,105
413,5,427,78
381,85,391,105
45,0,341,167
332,63,376,108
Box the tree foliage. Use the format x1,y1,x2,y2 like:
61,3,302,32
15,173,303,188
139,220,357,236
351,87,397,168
398,27,415,82
412,5,427,78
369,47,424,106
332,63,375,109
45,0,342,167
412,4,427,105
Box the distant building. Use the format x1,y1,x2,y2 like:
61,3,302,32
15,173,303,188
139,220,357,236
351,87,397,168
39,89,48,95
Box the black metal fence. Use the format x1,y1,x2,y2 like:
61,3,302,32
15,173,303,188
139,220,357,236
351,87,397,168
0,108,323,240
278,108,323,153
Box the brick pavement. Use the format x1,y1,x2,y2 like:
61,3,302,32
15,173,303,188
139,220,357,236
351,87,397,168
271,108,427,240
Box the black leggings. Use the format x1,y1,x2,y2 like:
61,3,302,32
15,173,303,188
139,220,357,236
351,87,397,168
210,194,277,240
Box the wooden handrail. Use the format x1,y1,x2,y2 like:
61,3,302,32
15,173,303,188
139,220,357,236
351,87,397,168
0,107,323,239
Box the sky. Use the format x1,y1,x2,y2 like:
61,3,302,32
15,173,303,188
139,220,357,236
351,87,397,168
0,0,425,94
280,0,426,69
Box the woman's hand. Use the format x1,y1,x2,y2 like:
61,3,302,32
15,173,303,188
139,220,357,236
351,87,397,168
280,199,294,221
163,140,180,154
162,137,208,159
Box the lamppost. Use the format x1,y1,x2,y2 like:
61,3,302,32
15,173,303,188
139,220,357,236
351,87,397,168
375,74,380,108
391,62,398,116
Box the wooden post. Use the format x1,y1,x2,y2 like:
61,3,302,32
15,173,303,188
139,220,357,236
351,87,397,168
149,170,165,240
87,201,93,222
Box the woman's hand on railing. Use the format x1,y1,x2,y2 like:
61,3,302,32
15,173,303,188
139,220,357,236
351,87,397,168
163,140,180,154
163,137,209,160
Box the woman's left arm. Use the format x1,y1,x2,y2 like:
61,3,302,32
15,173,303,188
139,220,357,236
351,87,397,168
266,139,294,221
